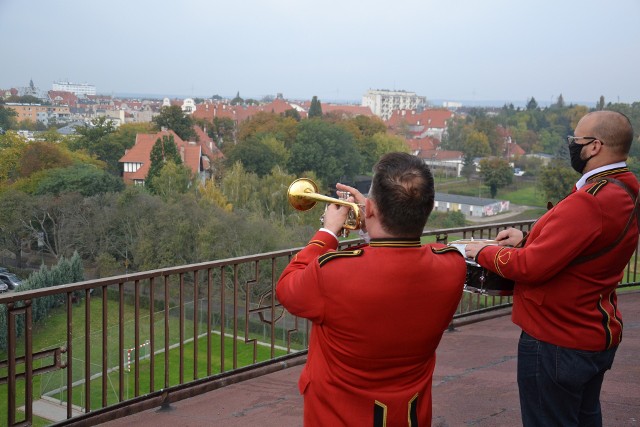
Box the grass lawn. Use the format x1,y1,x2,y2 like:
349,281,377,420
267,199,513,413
1,295,291,424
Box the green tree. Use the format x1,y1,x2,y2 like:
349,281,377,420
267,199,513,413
211,117,237,146
526,97,539,111
231,91,244,105
68,117,121,173
308,96,323,118
0,105,18,130
283,108,301,121
479,157,513,198
146,135,183,193
288,119,361,185
597,96,605,111
151,161,193,200
357,133,409,174
538,159,579,202
221,162,261,211
226,135,286,176
33,164,125,196
152,105,196,141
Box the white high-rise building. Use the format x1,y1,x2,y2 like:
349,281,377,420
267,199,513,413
362,89,426,120
52,81,96,97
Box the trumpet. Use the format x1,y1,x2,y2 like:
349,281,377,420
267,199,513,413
287,178,364,237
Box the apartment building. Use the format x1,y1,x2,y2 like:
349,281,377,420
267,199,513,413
362,89,426,120
4,103,71,125
52,81,96,97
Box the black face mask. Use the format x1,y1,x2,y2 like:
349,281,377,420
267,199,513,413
568,140,595,173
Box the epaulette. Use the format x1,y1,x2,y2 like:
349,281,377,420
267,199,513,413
318,249,363,267
432,246,463,256
307,239,326,248
585,179,609,196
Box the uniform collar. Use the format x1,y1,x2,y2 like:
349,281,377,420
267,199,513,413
369,237,422,248
576,162,627,190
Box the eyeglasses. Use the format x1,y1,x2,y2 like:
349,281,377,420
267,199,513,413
567,136,605,145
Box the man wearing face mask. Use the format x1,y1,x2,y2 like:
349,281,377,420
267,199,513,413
465,110,638,427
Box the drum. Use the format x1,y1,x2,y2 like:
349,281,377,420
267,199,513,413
449,239,515,296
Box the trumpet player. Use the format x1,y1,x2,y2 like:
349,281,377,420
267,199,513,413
276,152,467,426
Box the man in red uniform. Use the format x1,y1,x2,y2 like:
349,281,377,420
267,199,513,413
465,110,638,426
277,152,466,426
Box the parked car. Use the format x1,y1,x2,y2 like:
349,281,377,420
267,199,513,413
0,282,7,293
0,272,22,290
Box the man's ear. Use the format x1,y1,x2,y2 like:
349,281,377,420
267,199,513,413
365,198,375,218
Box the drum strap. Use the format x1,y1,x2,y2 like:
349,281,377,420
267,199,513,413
570,177,640,266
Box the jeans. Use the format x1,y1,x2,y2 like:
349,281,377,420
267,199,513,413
517,331,617,427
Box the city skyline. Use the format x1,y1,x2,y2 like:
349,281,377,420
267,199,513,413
2,0,639,106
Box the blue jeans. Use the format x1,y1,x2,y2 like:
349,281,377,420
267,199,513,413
517,331,617,427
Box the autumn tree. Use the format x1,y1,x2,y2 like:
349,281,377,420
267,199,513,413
236,111,297,148
18,141,74,178
0,189,34,267
0,131,28,185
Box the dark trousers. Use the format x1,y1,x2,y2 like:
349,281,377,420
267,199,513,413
517,331,617,427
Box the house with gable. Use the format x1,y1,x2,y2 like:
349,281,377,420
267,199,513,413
119,126,224,186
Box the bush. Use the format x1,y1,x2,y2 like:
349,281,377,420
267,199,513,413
0,252,84,352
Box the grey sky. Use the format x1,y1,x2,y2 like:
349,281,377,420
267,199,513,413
1,0,639,105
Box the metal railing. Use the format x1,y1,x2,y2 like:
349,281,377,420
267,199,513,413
0,219,637,426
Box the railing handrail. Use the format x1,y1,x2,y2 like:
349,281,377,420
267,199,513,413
11,219,613,426
0,220,537,304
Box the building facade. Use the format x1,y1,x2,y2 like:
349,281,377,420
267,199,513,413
362,89,426,120
52,81,96,97
4,103,71,125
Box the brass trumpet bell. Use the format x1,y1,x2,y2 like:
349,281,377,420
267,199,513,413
287,178,363,231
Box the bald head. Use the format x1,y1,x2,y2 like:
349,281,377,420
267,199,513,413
577,110,634,157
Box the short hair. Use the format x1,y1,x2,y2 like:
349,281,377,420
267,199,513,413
370,152,435,237
589,110,634,155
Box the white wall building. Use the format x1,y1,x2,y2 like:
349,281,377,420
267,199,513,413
362,89,426,120
52,81,96,97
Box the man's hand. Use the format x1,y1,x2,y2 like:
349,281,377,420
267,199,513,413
323,200,352,236
464,228,524,259
336,182,366,205
494,228,524,247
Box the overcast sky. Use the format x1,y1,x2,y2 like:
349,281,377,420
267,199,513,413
1,0,639,106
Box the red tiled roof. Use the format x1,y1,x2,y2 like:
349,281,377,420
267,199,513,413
48,91,78,107
405,136,438,152
386,109,453,129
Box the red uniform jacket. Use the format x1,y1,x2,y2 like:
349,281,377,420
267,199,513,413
476,167,639,351
276,230,466,427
